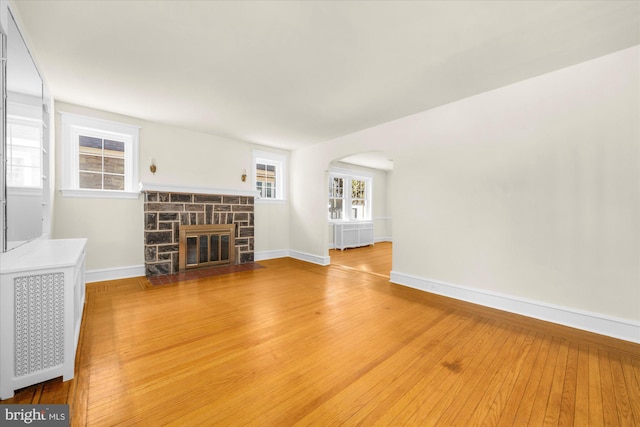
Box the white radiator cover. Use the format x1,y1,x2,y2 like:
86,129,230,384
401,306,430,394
333,222,375,250
0,238,86,399
14,273,65,377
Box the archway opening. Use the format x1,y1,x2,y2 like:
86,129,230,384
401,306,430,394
326,152,393,277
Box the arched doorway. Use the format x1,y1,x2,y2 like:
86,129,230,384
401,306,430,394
327,152,393,277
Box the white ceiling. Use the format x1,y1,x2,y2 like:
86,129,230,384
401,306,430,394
13,0,640,156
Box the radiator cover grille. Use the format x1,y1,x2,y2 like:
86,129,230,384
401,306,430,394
14,273,65,377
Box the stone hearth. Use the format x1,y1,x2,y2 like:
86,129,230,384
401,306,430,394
143,190,254,276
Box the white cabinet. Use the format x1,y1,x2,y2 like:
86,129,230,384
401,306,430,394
334,222,374,250
0,238,87,399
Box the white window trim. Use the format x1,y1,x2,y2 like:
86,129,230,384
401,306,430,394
253,150,287,203
328,167,373,222
60,112,140,199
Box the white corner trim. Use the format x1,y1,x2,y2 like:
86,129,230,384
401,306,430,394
86,264,145,283
390,271,640,344
289,250,331,266
139,182,260,198
254,250,290,261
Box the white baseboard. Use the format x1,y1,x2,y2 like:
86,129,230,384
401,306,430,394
390,271,640,344
85,249,331,282
254,250,289,261
256,249,330,266
328,238,392,249
86,265,145,283
375,237,393,243
288,250,330,266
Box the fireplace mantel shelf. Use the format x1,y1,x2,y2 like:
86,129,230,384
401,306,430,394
139,182,260,198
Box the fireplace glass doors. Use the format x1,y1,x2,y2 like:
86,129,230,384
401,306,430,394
179,224,236,272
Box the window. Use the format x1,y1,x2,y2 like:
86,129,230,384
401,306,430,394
328,169,372,221
351,178,367,219
6,118,42,188
256,163,276,198
253,150,286,202
328,176,344,220
60,112,139,198
78,135,125,190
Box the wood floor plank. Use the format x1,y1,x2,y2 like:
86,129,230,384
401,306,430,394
477,330,538,427
543,338,570,425
508,334,555,425
1,244,639,426
589,345,605,425
599,349,619,426
609,353,635,426
574,344,590,425
493,332,545,427
620,355,640,424
528,336,562,424
557,341,578,427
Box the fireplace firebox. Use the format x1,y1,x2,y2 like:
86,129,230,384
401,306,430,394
179,224,236,272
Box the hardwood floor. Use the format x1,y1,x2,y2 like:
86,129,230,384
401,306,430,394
329,242,392,277
2,243,639,426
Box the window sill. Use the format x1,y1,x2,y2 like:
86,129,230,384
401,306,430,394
329,219,373,223
60,188,140,199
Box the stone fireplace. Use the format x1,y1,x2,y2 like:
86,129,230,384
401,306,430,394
143,189,254,276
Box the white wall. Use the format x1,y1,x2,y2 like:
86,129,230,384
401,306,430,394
53,102,289,275
289,46,640,333
254,201,290,259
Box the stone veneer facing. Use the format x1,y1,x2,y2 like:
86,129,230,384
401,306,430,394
143,191,254,276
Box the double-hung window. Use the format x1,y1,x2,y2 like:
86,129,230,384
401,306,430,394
328,169,372,221
253,150,286,202
60,112,139,198
328,176,345,220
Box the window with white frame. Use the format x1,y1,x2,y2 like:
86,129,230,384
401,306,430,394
328,176,344,220
328,169,372,221
253,150,286,201
60,112,139,198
